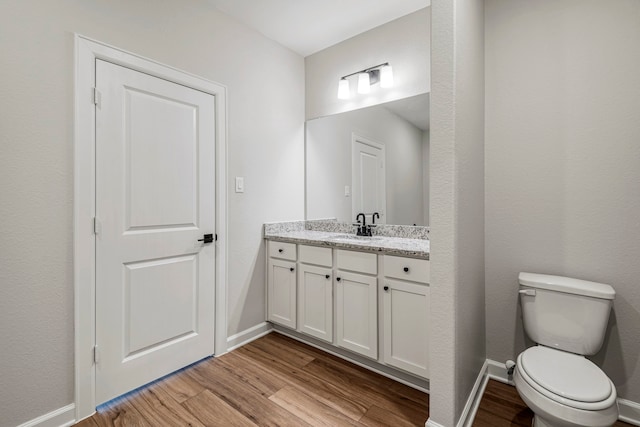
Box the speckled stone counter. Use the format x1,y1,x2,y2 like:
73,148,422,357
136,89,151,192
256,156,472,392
264,220,429,259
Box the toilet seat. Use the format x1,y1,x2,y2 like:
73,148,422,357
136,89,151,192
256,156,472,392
517,347,617,411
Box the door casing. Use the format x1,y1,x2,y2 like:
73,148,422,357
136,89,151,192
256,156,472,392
74,35,228,422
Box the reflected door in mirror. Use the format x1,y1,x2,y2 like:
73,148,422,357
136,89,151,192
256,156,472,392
352,134,386,224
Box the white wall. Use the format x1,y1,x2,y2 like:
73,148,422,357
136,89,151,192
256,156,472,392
305,7,430,120
0,1,304,425
429,0,485,425
485,0,640,404
422,131,430,225
306,106,426,225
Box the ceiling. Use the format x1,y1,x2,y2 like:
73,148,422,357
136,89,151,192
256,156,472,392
385,94,430,131
206,0,431,57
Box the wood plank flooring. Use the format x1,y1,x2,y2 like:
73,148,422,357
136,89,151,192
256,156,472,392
74,334,634,427
74,332,429,427
473,379,633,427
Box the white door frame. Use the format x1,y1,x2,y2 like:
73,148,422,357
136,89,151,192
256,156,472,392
73,34,228,421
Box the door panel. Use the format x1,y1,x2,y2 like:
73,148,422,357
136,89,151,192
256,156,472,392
125,88,199,230
298,264,333,342
383,279,430,378
336,271,378,359
268,259,297,329
124,255,197,356
95,59,215,405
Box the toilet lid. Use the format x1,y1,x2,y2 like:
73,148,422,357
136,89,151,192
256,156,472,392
520,346,612,403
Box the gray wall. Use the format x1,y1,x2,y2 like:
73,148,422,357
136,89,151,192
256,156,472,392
0,1,304,425
429,0,485,425
485,0,640,403
305,7,430,120
306,106,426,225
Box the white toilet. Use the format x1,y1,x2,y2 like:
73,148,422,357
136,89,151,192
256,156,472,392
514,272,619,427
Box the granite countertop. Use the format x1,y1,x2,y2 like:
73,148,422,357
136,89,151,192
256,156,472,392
264,229,430,260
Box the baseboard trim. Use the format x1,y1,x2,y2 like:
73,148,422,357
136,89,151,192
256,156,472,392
226,321,272,353
16,404,76,427
619,398,640,426
486,359,512,384
456,360,489,427
425,419,446,427
484,358,640,426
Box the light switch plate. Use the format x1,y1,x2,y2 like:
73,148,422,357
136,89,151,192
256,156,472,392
235,177,244,193
344,185,350,197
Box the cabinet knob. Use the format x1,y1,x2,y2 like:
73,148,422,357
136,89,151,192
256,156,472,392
325,274,330,279
403,267,409,273
290,267,294,272
336,277,341,282
279,249,284,253
384,285,389,291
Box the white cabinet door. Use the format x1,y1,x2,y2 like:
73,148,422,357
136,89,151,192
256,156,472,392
267,258,297,329
336,271,378,359
298,264,333,342
382,279,430,378
95,59,216,404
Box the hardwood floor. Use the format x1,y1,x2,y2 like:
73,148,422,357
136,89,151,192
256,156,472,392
75,334,633,427
473,379,633,427
74,332,429,427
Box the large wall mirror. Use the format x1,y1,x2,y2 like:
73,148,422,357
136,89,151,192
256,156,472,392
305,93,430,226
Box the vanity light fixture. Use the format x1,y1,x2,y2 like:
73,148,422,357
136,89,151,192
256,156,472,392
337,62,393,99
337,78,350,99
357,72,371,94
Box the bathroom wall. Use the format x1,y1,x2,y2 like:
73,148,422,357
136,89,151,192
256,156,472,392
422,130,430,225
429,0,486,425
305,7,430,120
485,0,640,403
306,106,425,225
0,1,304,425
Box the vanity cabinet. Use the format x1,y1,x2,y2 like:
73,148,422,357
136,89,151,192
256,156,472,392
335,250,378,359
266,237,430,381
381,255,430,378
297,246,333,342
267,241,297,329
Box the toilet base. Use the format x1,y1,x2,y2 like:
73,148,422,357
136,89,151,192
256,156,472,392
532,415,556,427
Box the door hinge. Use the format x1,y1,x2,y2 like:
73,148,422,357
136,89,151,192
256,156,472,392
93,345,100,364
93,217,102,235
215,233,218,241
93,87,101,107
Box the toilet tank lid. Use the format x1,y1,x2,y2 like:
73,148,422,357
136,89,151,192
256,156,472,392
518,272,615,300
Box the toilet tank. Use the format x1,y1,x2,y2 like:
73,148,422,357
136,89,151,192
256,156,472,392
518,272,615,355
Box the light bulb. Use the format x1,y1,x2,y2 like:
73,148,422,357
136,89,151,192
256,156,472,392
380,64,394,88
337,78,350,99
357,72,370,94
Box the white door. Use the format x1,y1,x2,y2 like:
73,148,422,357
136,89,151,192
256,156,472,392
267,258,297,329
95,59,216,404
352,135,386,224
336,271,378,359
383,279,430,378
298,264,333,342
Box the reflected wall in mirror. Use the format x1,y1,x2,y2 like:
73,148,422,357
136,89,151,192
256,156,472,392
306,93,430,226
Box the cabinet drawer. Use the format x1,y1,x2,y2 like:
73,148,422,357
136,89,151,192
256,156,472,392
299,245,332,267
336,249,377,275
269,241,297,261
384,255,430,284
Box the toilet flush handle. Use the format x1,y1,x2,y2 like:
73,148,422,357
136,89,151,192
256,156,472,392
519,289,536,297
